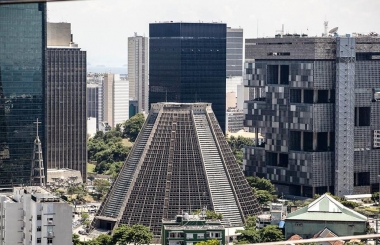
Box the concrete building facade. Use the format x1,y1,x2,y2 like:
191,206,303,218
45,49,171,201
93,103,261,236
243,35,380,197
161,214,225,245
227,27,243,77
226,108,244,133
87,73,104,129
46,23,87,181
47,22,71,47
128,34,149,113
0,187,72,245
102,74,129,128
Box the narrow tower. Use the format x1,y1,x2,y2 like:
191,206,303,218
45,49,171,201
30,118,45,186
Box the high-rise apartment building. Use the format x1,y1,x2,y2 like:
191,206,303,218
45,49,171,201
227,27,243,77
93,103,261,236
128,34,149,113
87,73,104,128
103,74,129,128
243,35,380,197
0,3,46,187
0,187,72,245
149,23,227,132
46,22,87,181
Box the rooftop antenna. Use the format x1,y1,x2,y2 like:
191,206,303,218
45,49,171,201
324,21,329,37
165,89,168,102
276,24,284,37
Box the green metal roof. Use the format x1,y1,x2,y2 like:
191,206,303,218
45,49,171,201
286,194,367,222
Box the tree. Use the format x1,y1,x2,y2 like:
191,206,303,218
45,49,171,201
112,224,153,245
372,192,379,203
191,209,223,220
95,234,112,245
341,200,359,209
227,136,254,165
88,129,130,176
255,189,274,205
112,225,131,245
123,113,145,142
93,179,111,198
81,212,89,221
259,225,284,242
73,234,81,245
246,176,276,194
205,210,223,220
244,216,257,229
236,218,283,244
196,239,220,245
236,227,261,243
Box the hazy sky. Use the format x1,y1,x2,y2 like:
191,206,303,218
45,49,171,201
48,0,380,67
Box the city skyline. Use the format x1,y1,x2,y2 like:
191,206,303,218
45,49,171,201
47,0,380,67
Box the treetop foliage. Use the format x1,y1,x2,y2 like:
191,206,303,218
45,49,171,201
226,135,254,165
195,239,220,245
122,113,145,142
191,209,223,220
237,221,283,244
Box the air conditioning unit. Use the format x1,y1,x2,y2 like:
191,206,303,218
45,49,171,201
47,231,54,237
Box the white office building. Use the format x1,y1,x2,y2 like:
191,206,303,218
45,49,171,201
103,74,129,128
0,187,72,245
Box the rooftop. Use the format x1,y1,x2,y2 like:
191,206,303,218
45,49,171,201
286,194,367,222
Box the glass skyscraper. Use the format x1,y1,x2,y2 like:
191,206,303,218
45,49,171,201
0,3,46,187
149,23,227,131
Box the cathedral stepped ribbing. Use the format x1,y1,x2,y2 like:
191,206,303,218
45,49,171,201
92,103,261,236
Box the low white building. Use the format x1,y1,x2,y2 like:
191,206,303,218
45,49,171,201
0,187,72,245
87,117,97,138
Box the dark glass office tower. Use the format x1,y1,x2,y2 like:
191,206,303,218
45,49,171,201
149,23,227,132
0,3,46,187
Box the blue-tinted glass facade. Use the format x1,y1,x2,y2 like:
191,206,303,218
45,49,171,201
149,23,227,131
0,3,46,187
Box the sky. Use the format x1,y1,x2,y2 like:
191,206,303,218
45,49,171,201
48,0,380,68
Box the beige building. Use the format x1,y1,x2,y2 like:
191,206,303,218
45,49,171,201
47,22,71,46
128,33,149,113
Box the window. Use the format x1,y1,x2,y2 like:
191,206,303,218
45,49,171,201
197,234,204,239
374,130,380,148
37,226,41,231
355,107,371,126
374,88,380,101
208,232,221,238
47,238,53,244
37,215,41,220
37,238,41,243
267,64,289,85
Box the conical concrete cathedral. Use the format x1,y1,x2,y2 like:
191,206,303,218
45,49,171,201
93,103,261,236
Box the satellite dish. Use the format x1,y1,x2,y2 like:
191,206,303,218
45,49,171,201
329,27,339,34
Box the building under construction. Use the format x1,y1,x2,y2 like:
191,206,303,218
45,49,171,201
243,33,380,197
92,102,261,236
